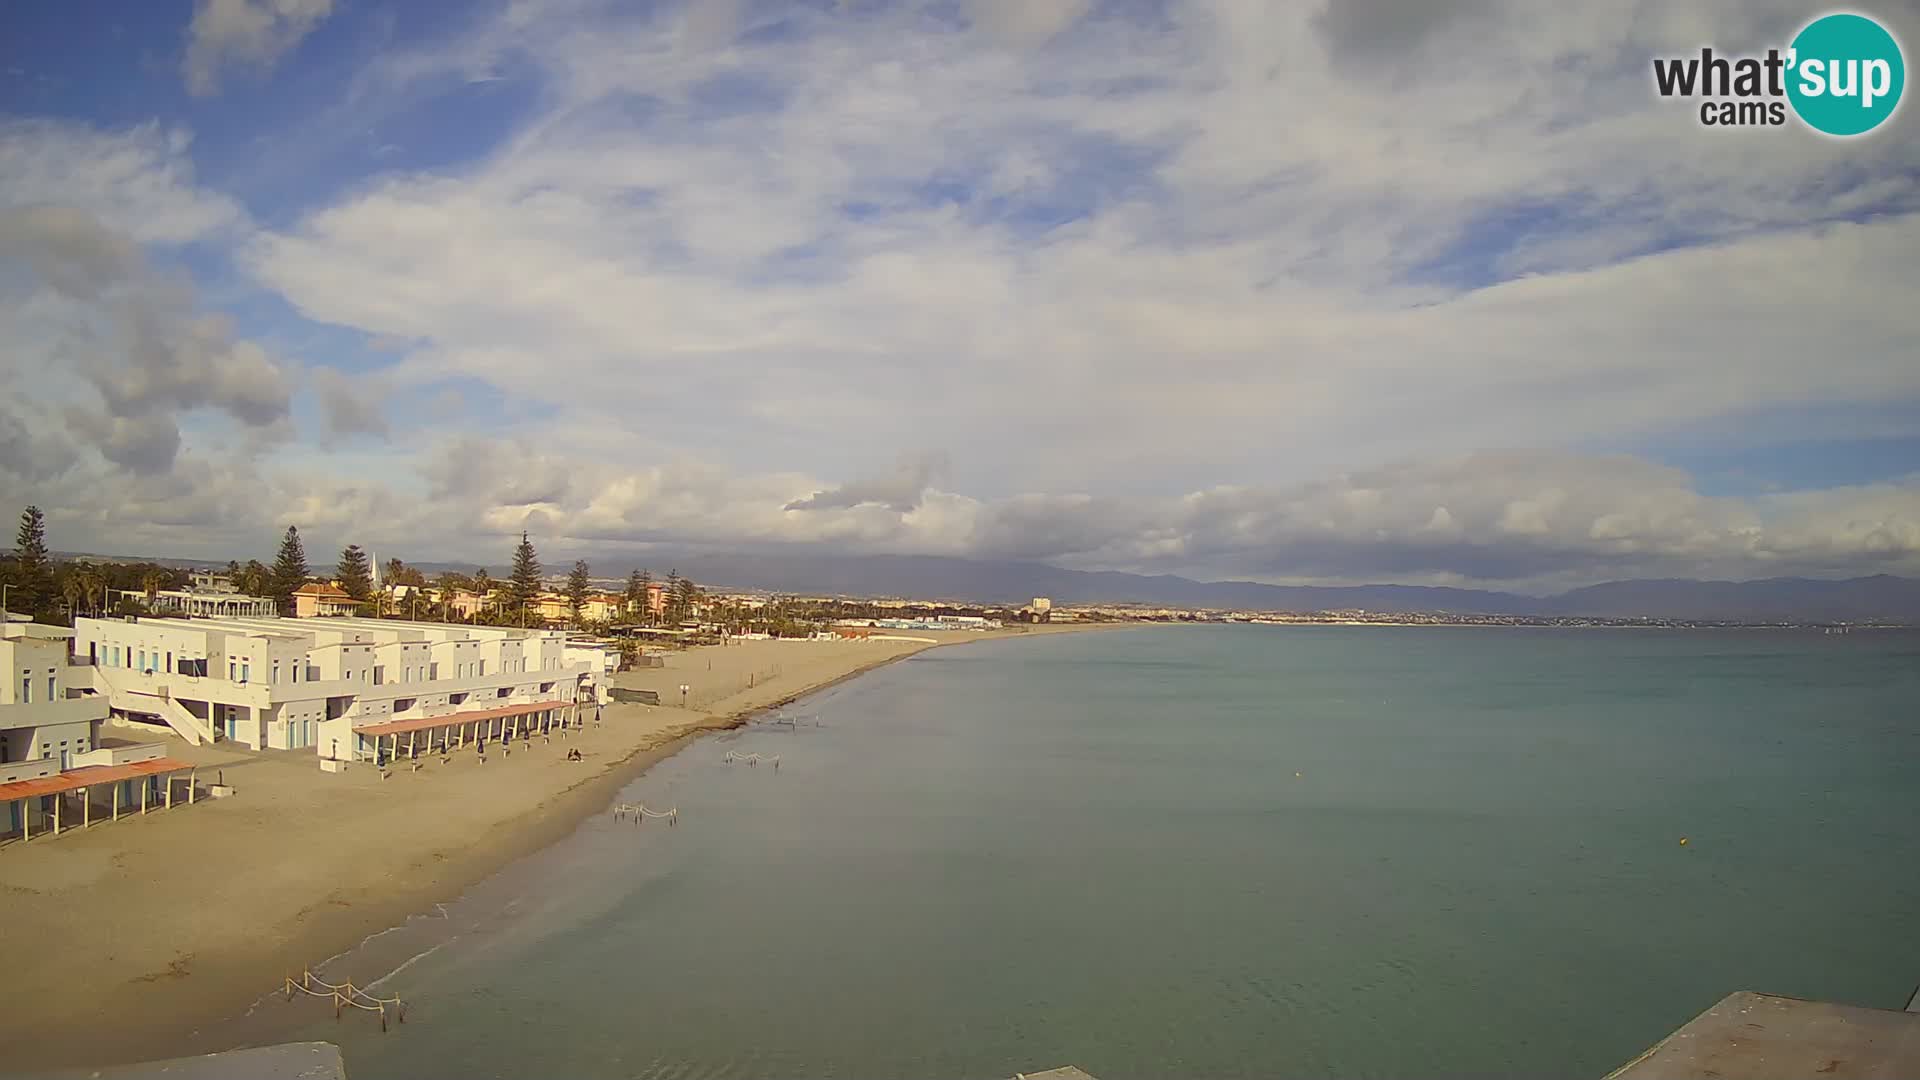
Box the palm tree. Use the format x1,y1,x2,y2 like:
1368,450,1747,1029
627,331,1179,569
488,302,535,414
78,569,104,617
141,570,167,602
60,574,84,622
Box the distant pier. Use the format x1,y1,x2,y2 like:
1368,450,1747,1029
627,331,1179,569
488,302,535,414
1606,990,1920,1078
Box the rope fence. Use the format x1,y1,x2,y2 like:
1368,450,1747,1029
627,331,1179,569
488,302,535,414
612,803,679,824
723,751,780,769
284,968,405,1031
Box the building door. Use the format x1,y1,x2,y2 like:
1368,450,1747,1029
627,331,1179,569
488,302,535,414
59,749,69,770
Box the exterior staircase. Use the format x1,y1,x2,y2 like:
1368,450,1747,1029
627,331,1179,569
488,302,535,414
87,663,218,746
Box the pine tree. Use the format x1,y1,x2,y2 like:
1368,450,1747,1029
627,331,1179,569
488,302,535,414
507,532,542,624
337,544,373,602
625,568,646,621
566,560,592,625
272,526,310,614
12,506,52,618
663,569,681,623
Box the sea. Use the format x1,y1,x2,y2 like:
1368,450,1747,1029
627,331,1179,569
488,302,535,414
249,626,1920,1078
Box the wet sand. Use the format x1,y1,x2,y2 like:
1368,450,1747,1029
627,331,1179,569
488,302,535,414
0,626,1100,1072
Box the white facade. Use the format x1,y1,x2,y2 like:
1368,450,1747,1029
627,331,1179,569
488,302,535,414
74,615,598,756
1,622,108,774
563,638,620,679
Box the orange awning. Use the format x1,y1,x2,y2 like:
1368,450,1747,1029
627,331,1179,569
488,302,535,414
0,757,193,802
354,700,570,738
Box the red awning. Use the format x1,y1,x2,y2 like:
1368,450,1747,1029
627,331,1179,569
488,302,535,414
0,757,194,802
354,700,570,738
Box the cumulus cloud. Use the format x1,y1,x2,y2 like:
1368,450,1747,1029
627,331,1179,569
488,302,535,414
787,452,950,512
3,2,1917,592
183,0,336,97
310,367,389,437
968,0,1093,47
0,204,290,475
0,121,244,244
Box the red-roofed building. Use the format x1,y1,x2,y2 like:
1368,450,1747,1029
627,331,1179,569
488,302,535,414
292,582,359,618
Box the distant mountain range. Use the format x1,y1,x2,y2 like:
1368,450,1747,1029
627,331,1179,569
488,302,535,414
39,548,1920,622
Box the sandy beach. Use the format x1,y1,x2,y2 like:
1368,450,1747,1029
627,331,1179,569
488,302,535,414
0,625,1099,1072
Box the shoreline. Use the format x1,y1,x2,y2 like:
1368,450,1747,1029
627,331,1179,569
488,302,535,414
0,624,1111,1072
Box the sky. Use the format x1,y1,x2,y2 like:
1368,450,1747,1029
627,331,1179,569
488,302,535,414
1,0,1917,593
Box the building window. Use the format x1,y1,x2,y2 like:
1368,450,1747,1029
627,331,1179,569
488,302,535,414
138,649,147,672
241,662,250,683
273,661,280,684
19,677,29,704
48,675,56,700
229,660,237,681
166,651,173,673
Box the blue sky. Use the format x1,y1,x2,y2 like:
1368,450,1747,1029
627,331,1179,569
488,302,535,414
1,0,1917,590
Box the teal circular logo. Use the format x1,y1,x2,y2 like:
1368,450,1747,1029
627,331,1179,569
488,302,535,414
1787,13,1905,136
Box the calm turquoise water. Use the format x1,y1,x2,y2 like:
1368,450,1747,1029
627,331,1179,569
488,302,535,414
269,627,1920,1078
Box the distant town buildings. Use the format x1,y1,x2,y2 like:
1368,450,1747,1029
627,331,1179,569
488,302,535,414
833,615,1003,632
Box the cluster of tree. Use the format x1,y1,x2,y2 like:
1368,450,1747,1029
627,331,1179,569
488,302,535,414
4,509,718,634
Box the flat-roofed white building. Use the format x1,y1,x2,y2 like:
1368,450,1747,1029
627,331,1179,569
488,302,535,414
74,615,603,760
114,571,278,618
3,619,196,841
3,620,107,772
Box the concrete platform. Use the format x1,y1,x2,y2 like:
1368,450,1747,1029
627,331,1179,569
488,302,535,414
1606,992,1920,1079
18,1042,346,1080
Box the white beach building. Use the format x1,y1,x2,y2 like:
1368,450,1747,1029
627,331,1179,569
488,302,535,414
3,617,193,842
73,615,607,762
2,619,107,773
114,571,278,618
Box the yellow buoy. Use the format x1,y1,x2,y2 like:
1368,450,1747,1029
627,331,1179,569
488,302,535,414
1295,771,1302,778
1679,837,1689,846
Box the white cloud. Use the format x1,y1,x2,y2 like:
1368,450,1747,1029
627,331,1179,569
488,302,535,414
310,367,389,438
4,1,1919,591
0,205,291,475
0,121,244,245
183,0,336,97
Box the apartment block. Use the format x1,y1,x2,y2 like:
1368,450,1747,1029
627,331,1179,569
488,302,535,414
73,615,609,758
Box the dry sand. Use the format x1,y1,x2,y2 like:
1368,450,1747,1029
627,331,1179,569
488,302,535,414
0,625,1099,1071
